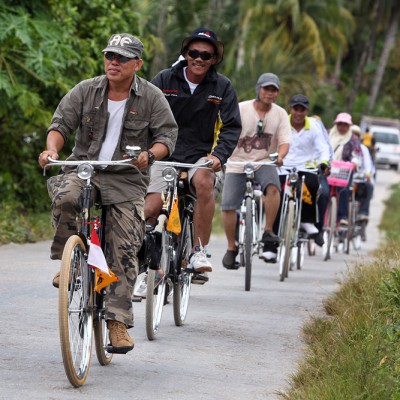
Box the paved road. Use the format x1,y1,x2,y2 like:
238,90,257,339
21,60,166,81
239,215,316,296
0,168,397,400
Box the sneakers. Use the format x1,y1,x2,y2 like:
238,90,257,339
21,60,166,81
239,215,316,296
222,249,240,270
133,270,164,299
339,219,348,226
358,214,369,222
261,231,281,244
261,242,278,263
188,246,213,273
107,320,134,354
133,272,148,298
300,223,319,235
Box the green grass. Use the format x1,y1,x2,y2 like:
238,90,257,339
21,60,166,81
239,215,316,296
278,185,400,399
0,202,52,244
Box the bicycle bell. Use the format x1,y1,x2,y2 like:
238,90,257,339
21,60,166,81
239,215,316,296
77,163,94,180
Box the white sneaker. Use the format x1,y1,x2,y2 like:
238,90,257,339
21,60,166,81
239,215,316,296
188,247,213,272
133,272,148,298
300,223,319,235
261,251,277,263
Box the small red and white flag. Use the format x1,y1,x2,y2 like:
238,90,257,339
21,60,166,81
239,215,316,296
88,226,118,293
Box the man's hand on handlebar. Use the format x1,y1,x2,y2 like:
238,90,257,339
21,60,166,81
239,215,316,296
206,155,221,172
122,151,147,170
38,150,59,168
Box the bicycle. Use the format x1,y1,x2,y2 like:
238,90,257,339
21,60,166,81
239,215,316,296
136,160,212,338
44,145,141,387
276,166,318,281
225,157,277,291
347,171,368,251
323,160,354,261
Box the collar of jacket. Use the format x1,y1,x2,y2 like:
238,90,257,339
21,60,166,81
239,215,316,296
100,74,143,98
172,60,218,83
289,114,311,130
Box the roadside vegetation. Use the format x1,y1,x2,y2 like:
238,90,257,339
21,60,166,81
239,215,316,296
279,183,400,399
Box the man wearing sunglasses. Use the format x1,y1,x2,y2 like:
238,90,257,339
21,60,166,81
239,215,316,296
221,73,291,268
141,27,241,287
38,33,178,353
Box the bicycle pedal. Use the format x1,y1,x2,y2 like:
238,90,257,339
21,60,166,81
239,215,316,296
105,345,134,354
131,297,143,303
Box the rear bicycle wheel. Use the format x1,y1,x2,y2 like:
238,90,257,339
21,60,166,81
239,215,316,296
146,222,169,340
244,197,253,291
279,200,294,281
173,214,193,326
93,290,112,366
323,196,337,261
59,235,93,387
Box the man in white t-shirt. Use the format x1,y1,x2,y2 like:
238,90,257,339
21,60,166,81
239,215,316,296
221,73,291,269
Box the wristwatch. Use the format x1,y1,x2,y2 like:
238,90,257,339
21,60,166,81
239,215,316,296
147,150,156,165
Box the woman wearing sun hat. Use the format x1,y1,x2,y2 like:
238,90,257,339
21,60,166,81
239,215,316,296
328,112,362,225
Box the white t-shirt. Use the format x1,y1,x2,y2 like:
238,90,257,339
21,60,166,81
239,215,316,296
98,99,127,162
183,67,199,94
226,100,291,173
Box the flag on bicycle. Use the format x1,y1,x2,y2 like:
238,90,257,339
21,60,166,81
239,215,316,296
87,226,118,293
167,196,181,235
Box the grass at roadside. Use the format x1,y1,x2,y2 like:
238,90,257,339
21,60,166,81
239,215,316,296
278,184,400,399
0,202,52,244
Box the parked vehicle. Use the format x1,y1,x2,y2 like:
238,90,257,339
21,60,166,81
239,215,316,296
360,116,400,170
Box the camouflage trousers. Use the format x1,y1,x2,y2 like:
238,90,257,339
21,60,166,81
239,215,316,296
48,172,145,328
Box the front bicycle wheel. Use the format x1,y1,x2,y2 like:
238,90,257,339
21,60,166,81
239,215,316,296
323,196,337,261
59,235,93,387
279,200,294,281
146,225,169,340
93,290,113,366
173,215,193,326
345,199,353,255
244,197,253,291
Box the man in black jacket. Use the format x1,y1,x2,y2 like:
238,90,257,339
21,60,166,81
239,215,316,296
143,28,241,285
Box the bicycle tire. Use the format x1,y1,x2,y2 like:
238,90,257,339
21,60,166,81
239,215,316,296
345,200,353,254
323,196,337,261
146,220,169,340
279,200,294,281
244,197,253,291
173,214,193,326
93,290,113,366
297,242,305,270
59,235,93,387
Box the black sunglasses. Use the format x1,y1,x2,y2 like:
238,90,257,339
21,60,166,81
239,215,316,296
104,52,135,63
187,49,215,61
256,120,263,137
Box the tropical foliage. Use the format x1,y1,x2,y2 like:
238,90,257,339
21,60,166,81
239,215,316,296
0,0,399,217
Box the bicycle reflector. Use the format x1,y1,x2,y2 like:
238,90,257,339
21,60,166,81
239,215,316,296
77,163,94,180
162,167,177,182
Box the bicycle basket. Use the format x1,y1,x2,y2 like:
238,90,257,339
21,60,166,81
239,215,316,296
327,160,354,187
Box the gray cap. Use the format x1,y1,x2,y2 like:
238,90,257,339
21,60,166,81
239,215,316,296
102,33,144,59
256,73,280,90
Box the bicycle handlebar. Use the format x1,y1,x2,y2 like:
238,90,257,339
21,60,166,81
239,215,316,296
226,160,277,167
279,165,319,174
154,160,213,169
43,157,140,176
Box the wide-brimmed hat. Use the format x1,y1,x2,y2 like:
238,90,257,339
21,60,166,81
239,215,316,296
334,112,352,125
102,33,144,59
181,28,224,64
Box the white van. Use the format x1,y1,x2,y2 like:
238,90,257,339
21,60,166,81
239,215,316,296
371,125,400,170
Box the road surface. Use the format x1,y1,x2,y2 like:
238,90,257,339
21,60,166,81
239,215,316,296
0,168,396,399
